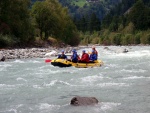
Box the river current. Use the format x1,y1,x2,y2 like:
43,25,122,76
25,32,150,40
0,46,150,113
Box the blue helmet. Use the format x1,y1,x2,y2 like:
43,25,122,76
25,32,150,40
72,49,76,52
61,50,64,53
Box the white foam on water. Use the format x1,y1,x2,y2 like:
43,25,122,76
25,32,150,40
15,104,24,109
7,109,17,113
33,85,43,89
0,64,12,71
0,104,24,113
16,77,27,82
24,67,36,71
107,64,119,68
37,66,66,74
43,80,72,87
0,63,12,67
40,69,60,74
38,103,60,111
80,75,110,84
0,84,16,88
44,80,57,86
100,102,121,111
38,68,80,74
103,64,119,70
13,60,25,63
96,82,130,87
80,73,111,84
123,76,150,80
59,80,72,85
29,60,40,63
0,84,23,90
119,69,147,73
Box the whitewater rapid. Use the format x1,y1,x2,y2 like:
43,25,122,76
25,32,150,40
0,46,150,113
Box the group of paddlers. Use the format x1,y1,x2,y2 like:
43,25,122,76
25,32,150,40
58,46,98,63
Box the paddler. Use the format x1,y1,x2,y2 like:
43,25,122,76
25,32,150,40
58,50,67,59
92,45,98,57
89,50,97,62
71,49,80,63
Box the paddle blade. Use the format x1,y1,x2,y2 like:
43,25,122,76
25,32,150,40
45,59,52,63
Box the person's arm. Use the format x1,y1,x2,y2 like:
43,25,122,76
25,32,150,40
58,54,61,58
65,55,67,59
95,50,98,56
89,54,92,60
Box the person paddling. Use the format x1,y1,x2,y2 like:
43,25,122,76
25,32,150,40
58,50,67,59
71,49,80,63
92,45,98,57
78,50,89,63
89,50,97,62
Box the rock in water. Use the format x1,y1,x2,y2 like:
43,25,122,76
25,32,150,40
70,96,98,106
123,48,128,53
0,53,5,61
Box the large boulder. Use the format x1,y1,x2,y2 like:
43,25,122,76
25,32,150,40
70,96,98,106
0,53,5,61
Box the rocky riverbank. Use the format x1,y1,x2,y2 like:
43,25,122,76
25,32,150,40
0,45,131,61
0,46,82,61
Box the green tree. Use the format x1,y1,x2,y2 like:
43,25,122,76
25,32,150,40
31,1,58,39
128,0,150,30
79,16,88,32
113,33,121,45
101,14,112,29
109,16,118,31
134,32,141,44
88,13,100,33
0,0,33,46
121,34,133,45
31,0,79,45
123,22,135,34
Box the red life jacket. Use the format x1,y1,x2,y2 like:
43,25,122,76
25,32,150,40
80,53,89,62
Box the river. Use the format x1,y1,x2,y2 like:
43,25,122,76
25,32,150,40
0,46,150,113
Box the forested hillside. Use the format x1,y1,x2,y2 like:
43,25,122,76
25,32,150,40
0,0,80,47
58,0,150,46
99,0,150,45
0,0,150,48
58,0,122,32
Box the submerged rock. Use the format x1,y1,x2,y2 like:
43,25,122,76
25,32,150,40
70,96,98,106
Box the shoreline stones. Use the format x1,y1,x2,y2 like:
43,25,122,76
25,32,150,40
0,46,81,60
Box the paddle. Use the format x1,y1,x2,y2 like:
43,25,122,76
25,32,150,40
45,59,52,63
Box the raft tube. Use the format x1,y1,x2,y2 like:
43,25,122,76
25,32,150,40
51,59,103,68
51,59,72,67
72,60,103,68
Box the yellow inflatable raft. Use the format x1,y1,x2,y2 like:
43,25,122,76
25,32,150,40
51,59,103,68
51,59,72,67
